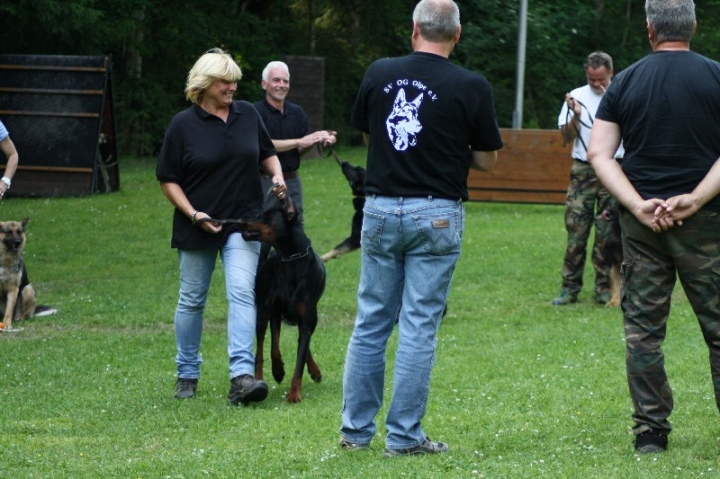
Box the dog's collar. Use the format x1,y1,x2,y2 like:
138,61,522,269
281,246,311,262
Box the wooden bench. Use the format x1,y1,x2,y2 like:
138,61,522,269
468,128,573,204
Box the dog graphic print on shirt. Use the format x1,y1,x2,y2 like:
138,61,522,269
386,88,424,151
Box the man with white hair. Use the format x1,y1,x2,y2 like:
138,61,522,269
254,61,336,222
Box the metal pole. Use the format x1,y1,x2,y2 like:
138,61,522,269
512,0,528,129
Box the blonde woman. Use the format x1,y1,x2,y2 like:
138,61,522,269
156,48,287,404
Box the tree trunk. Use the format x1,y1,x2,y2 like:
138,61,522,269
308,0,316,54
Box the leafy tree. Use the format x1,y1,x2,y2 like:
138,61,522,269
1,0,719,154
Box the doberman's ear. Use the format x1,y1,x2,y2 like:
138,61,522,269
282,195,297,222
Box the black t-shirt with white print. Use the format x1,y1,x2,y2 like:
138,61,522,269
351,51,503,201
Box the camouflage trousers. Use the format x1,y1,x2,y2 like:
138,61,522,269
559,160,617,296
621,208,720,435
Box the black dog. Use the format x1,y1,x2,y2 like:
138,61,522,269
240,196,326,403
320,156,366,262
600,207,623,307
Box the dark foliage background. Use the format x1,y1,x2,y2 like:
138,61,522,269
2,0,720,156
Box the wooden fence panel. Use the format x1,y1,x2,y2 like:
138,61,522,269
0,54,118,197
468,128,572,204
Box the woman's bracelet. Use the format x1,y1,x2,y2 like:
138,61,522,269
191,210,199,225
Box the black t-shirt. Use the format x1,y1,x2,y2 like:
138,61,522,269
156,101,276,250
351,52,503,201
254,99,309,173
596,51,720,212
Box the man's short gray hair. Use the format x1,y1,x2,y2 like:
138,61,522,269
645,0,696,44
412,0,460,43
262,61,290,82
584,51,614,72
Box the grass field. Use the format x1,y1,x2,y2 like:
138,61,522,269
0,149,717,478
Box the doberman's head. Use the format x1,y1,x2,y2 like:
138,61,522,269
239,196,300,252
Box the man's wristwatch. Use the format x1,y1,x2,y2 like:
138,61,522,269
1,177,11,189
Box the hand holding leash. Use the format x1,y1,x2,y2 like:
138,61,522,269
298,130,338,149
565,93,581,116
193,211,222,233
562,95,594,149
319,130,338,147
272,182,288,200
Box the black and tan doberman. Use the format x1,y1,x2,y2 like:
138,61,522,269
240,196,326,403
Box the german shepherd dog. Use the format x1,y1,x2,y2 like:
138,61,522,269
320,157,366,263
601,207,623,307
240,195,326,403
0,217,36,330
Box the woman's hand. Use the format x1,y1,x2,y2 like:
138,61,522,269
194,211,222,233
272,183,288,200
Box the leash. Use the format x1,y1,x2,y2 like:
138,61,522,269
316,143,344,168
562,98,594,151
195,184,281,225
196,216,252,225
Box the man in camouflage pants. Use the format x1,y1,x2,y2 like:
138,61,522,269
588,0,720,453
552,52,623,306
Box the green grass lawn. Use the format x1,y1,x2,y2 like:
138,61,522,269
0,149,717,478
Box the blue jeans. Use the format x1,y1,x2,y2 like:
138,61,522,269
174,232,261,380
340,195,463,449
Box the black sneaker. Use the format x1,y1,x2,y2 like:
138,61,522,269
634,430,668,453
228,374,268,406
384,437,449,457
174,378,198,399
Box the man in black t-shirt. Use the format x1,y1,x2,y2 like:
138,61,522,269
254,61,337,222
588,0,720,455
339,0,503,458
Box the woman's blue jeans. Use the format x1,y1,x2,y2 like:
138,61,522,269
340,195,463,449
174,232,261,380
